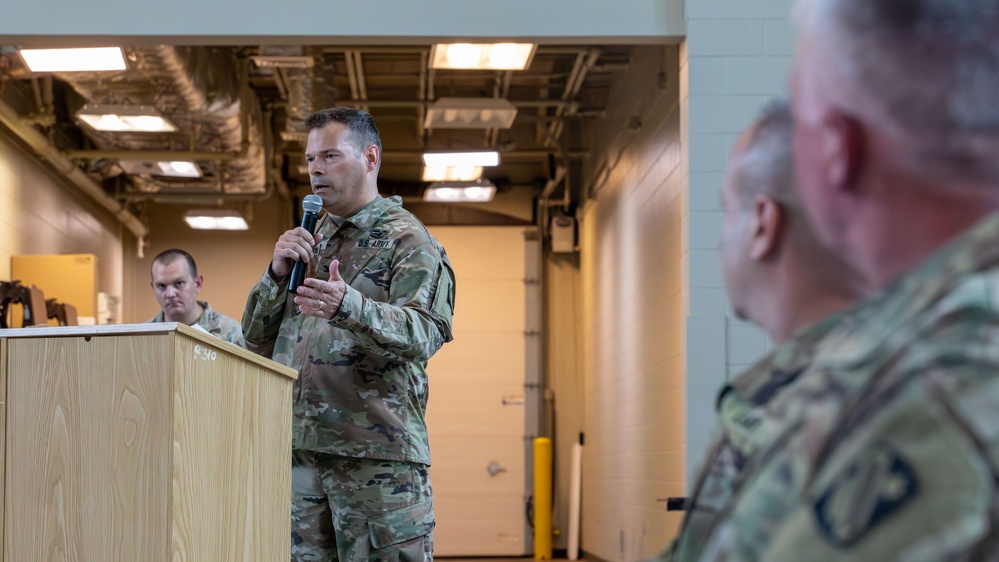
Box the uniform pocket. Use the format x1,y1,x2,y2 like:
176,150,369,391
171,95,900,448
367,498,435,549
429,261,456,340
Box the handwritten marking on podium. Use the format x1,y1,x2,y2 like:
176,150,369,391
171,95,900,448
193,344,218,361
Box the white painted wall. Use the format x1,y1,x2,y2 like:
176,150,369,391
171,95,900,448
681,0,793,481
2,0,683,43
0,131,123,318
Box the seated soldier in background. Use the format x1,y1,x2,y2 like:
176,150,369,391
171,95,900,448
654,99,863,561
147,249,245,347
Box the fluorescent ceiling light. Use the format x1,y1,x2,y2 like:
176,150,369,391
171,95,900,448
425,98,518,129
19,47,126,72
251,55,314,68
424,180,497,203
280,130,309,143
422,165,483,182
119,160,203,178
77,104,178,133
430,43,536,70
423,151,499,168
184,209,249,231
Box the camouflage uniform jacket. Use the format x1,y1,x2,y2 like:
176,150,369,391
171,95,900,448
242,195,455,465
148,300,245,347
659,312,844,562
699,213,999,561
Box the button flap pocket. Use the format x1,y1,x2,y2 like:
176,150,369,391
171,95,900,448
368,498,435,549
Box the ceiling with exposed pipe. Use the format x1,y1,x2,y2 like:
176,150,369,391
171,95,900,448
0,43,633,233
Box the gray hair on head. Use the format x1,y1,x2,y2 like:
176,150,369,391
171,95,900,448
734,98,797,210
793,0,999,182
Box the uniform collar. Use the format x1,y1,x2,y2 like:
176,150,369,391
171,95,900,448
325,195,401,233
153,299,210,325
814,212,999,370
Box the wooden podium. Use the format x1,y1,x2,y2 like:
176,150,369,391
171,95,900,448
0,323,297,561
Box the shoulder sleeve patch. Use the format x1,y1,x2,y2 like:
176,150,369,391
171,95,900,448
813,443,918,549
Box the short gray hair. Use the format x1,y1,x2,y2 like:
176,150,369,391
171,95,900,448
794,0,999,182
734,98,797,210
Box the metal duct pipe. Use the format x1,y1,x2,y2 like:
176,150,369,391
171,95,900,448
57,46,268,195
0,100,148,239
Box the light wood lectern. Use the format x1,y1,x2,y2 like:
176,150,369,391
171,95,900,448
0,323,297,561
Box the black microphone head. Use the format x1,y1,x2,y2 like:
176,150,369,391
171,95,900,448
302,194,323,214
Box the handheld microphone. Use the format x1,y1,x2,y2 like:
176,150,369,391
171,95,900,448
288,194,324,294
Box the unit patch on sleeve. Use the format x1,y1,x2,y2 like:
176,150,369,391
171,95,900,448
813,442,918,549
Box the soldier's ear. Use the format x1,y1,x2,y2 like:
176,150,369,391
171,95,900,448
194,274,204,293
364,145,380,172
749,195,783,261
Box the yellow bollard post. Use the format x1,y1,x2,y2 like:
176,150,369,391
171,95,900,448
534,437,553,560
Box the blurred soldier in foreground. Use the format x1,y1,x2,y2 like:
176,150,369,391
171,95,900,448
699,0,999,559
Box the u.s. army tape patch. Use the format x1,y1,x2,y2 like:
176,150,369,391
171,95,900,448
813,443,918,548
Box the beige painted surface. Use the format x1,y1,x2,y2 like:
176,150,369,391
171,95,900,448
425,226,531,556
546,253,584,550
12,254,97,324
1,324,293,561
0,138,123,327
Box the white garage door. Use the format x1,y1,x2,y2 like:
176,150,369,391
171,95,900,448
426,226,540,556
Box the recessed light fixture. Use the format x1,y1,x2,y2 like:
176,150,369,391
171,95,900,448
119,160,202,178
424,98,518,129
424,179,497,203
422,151,499,168
422,165,483,182
184,209,249,230
250,55,314,69
430,43,536,70
76,104,178,133
19,47,126,72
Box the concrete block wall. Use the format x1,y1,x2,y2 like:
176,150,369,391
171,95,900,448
577,45,686,561
682,0,794,481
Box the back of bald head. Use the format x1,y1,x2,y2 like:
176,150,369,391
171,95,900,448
732,99,799,213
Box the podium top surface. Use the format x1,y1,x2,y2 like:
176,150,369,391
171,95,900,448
0,322,298,379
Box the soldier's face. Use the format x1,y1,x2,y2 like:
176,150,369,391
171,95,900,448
151,258,202,323
720,135,756,321
306,123,376,217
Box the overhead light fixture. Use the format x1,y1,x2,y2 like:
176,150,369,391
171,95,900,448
76,104,178,133
422,165,483,182
430,43,536,70
423,151,499,168
119,160,203,178
280,130,309,143
251,55,314,69
19,47,126,72
424,179,497,203
184,209,249,231
425,98,518,129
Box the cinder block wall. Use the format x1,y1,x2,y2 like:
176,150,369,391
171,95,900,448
577,45,686,561
682,0,793,482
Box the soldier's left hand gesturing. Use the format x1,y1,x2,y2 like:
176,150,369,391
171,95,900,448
294,259,346,319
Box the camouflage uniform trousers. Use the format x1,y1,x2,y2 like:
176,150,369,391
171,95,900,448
291,451,435,562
